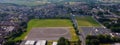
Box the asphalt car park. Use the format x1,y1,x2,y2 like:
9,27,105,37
25,27,71,41
79,27,111,37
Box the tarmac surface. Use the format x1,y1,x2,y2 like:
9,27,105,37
80,27,111,37
25,27,71,40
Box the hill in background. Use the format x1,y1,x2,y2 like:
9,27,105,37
0,0,96,6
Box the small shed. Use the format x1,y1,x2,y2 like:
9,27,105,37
52,42,57,45
25,40,35,45
36,40,47,45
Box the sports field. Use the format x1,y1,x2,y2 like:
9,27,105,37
17,19,79,45
13,19,79,42
28,19,73,27
76,16,101,27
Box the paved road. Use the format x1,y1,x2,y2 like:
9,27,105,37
79,31,86,45
71,14,86,45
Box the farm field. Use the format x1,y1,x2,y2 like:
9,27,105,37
0,0,50,6
76,16,101,27
0,0,85,6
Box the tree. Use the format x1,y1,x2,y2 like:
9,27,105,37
20,21,27,28
86,35,100,45
4,40,15,45
111,27,120,33
77,39,81,45
91,39,99,45
57,37,70,45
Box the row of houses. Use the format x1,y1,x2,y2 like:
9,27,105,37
0,21,19,45
98,0,120,3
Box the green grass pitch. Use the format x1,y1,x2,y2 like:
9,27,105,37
28,19,73,27
76,16,101,27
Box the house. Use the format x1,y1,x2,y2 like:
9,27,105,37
0,27,6,44
0,21,18,44
21,40,47,45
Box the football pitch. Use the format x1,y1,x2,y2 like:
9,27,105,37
28,19,73,27
76,16,101,27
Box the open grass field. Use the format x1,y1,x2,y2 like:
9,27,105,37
69,28,79,41
28,19,73,27
76,16,101,27
13,19,74,41
0,0,85,6
0,0,50,6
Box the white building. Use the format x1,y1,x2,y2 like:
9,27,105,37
25,40,35,45
52,42,57,45
36,40,47,45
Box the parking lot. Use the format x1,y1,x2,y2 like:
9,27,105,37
25,27,71,40
79,27,111,37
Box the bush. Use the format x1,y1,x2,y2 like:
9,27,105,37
86,35,120,45
4,40,15,45
57,37,70,45
86,39,99,45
